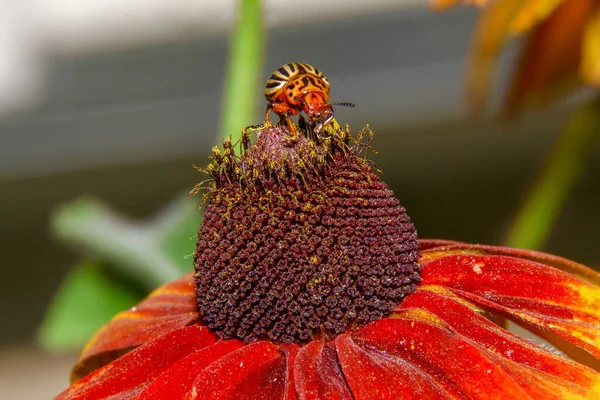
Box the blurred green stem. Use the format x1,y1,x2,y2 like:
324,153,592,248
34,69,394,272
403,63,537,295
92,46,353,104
504,97,600,250
220,0,264,142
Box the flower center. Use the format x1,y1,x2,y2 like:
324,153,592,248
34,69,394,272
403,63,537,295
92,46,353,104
193,124,421,344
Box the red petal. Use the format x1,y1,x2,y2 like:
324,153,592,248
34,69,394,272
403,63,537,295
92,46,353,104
423,242,600,284
398,289,600,397
55,326,217,400
421,253,600,357
486,353,600,399
354,318,531,399
73,273,198,382
294,340,353,400
281,344,300,400
138,341,244,399
335,333,450,399
187,341,287,400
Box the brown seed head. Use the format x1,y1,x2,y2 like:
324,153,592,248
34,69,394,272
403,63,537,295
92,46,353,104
193,122,421,344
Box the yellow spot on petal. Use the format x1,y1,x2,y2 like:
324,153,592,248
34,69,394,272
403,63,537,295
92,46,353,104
566,281,600,314
395,308,450,329
473,262,484,274
420,249,486,263
589,380,600,398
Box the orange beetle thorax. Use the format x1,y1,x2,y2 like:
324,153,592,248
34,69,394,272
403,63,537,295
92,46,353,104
279,74,330,113
299,91,333,121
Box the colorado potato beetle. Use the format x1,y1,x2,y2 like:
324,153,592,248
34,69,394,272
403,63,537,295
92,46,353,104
263,62,354,138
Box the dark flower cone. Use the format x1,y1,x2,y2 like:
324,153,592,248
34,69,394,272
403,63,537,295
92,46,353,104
194,123,420,344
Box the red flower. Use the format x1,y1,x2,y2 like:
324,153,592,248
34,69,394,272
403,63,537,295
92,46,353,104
56,241,600,399
55,124,600,399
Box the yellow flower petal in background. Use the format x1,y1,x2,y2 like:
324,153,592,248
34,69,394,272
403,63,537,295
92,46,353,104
504,0,598,115
581,9,600,87
429,0,488,11
443,0,600,114
465,0,523,113
503,0,595,115
509,0,568,33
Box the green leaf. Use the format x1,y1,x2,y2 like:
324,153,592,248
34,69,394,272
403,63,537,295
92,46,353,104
38,261,143,352
51,196,189,289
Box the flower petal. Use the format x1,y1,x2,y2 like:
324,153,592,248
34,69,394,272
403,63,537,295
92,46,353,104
55,325,217,400
421,253,600,358
465,0,524,112
509,0,568,33
581,8,600,87
335,333,450,399
294,340,353,400
398,288,600,398
354,317,531,399
429,0,488,11
502,0,594,115
138,341,244,399
187,341,289,400
489,354,600,400
72,272,198,382
421,243,600,284
281,345,300,400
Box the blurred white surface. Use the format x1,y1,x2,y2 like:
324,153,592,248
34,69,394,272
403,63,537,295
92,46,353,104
0,0,424,114
0,1,47,114
0,346,75,400
1,2,478,180
39,0,424,53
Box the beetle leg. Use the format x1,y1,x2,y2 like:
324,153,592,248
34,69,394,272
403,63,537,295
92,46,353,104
241,124,264,141
314,112,334,135
241,128,251,153
242,104,273,140
284,112,298,140
263,104,274,127
298,115,313,140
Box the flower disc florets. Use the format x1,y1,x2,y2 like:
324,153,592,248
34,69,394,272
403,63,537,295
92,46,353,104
193,123,421,344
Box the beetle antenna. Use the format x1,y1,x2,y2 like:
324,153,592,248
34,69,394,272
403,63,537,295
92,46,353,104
331,102,356,108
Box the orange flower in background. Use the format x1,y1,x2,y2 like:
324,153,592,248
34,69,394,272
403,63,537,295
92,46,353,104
432,0,600,114
431,0,488,10
55,123,600,399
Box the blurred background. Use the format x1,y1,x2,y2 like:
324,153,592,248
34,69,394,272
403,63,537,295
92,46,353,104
1,0,599,398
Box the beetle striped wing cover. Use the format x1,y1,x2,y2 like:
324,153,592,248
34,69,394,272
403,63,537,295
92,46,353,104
264,62,330,101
